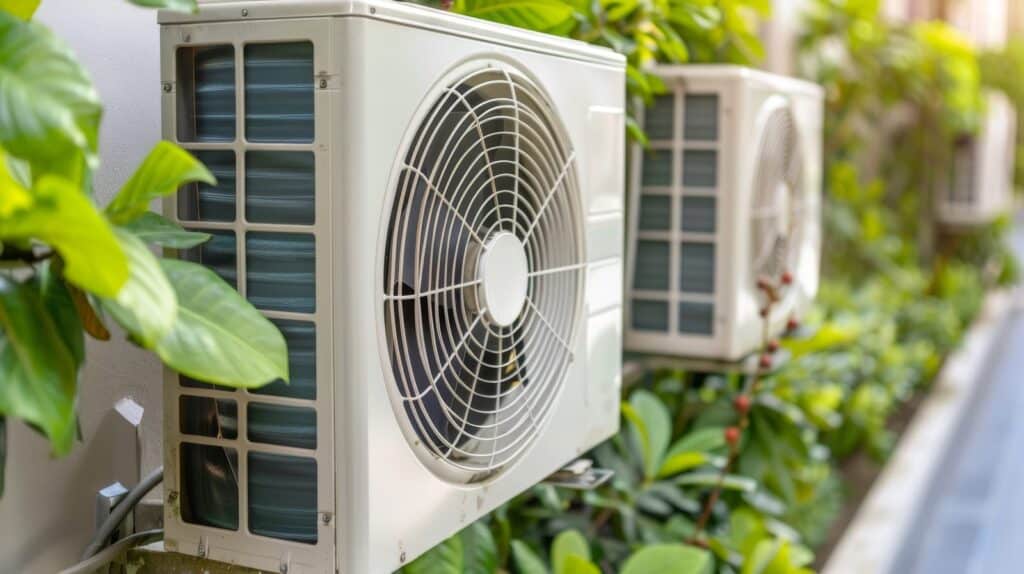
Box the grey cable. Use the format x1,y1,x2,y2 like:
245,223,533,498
80,465,164,560
61,529,163,574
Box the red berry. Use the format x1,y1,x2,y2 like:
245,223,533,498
733,394,751,414
781,271,794,285
767,339,780,353
787,317,800,331
758,354,773,370
725,426,741,446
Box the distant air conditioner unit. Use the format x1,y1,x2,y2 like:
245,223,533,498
936,90,1017,227
625,66,823,362
159,2,626,572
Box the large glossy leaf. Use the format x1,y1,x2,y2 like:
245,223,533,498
551,530,590,574
105,141,214,224
101,229,177,348
36,261,84,366
1,175,128,297
620,544,711,574
0,10,100,180
155,258,287,388
126,0,199,12
120,211,211,249
0,0,40,19
511,540,549,574
629,390,671,479
462,521,498,574
0,276,78,455
0,149,31,217
403,535,463,574
453,0,577,34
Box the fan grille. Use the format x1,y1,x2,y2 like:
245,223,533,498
382,64,584,482
750,101,803,280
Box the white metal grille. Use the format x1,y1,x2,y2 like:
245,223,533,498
750,101,803,280
382,64,583,482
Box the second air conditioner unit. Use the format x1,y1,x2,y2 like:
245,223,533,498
159,1,626,572
625,66,823,361
936,90,1017,226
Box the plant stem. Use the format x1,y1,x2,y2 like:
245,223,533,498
690,277,784,542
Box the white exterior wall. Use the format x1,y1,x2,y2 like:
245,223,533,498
0,2,163,572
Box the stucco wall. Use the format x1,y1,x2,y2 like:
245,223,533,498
0,2,164,572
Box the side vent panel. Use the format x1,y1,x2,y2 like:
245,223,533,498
631,90,719,336
173,40,323,547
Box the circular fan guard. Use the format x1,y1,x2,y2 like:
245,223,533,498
750,100,804,283
381,63,584,483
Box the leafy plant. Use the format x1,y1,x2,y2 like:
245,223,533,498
439,0,767,141
0,0,288,495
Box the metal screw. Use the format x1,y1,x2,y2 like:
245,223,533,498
167,490,178,503
162,82,172,93
400,551,407,563
370,6,376,13
241,8,248,16
319,78,328,89
279,564,288,574
320,512,333,525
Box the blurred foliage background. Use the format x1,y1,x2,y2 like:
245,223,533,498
404,0,1020,572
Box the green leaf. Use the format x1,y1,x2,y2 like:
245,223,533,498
453,0,577,34
125,0,199,12
105,141,214,224
620,544,712,574
630,390,671,479
511,540,549,574
120,212,211,249
100,229,177,348
675,472,757,492
666,427,727,456
0,10,100,180
1,175,129,297
551,530,590,574
657,451,707,478
36,261,84,366
462,522,499,574
561,555,601,574
155,258,287,388
404,535,463,574
0,0,40,20
0,275,77,456
0,416,5,497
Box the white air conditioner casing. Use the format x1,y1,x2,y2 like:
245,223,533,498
158,2,625,572
936,90,1017,227
625,66,823,361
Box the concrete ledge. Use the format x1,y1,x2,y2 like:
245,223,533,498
822,289,1018,574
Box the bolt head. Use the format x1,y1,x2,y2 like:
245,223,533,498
241,8,248,16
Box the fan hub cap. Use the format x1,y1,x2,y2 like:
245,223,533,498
478,232,529,327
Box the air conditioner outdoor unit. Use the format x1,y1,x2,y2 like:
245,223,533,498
625,66,823,362
936,90,1017,226
158,2,626,572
